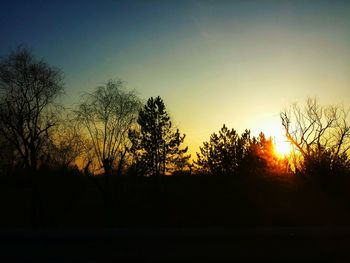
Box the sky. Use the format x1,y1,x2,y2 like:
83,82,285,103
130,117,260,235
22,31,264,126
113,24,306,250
1,0,350,157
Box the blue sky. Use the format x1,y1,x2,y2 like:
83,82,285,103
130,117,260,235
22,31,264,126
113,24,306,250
1,0,350,155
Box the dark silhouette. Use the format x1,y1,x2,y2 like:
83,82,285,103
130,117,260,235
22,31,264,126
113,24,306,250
281,97,350,176
0,46,64,170
195,125,290,176
75,79,141,175
0,132,16,174
35,113,85,171
248,132,290,174
129,96,190,176
195,125,251,175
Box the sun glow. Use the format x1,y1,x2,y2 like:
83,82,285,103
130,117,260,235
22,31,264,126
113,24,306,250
256,117,293,158
274,137,292,157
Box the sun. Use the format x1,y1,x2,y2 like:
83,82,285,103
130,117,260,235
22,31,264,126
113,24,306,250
255,117,293,158
274,137,292,157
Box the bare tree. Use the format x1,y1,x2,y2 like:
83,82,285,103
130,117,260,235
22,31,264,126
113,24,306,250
0,46,64,170
76,79,141,175
280,98,350,174
43,113,86,170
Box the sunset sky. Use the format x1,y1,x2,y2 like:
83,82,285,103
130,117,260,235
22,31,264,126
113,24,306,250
1,0,350,157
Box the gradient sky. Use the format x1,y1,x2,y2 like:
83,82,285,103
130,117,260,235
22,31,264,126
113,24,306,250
1,0,350,157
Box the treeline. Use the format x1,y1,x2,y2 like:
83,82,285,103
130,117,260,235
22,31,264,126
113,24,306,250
0,47,349,177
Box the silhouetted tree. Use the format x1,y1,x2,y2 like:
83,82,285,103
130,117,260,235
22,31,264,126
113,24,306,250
43,113,86,170
248,132,290,174
194,125,253,175
280,98,350,175
195,126,288,175
129,96,190,176
0,46,64,170
76,79,141,175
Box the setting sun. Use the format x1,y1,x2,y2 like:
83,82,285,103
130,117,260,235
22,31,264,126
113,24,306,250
255,117,292,158
274,137,292,157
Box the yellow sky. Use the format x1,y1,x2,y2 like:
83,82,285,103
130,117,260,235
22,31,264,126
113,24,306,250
27,1,349,159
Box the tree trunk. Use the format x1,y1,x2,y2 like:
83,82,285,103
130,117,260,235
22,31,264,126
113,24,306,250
103,158,113,176
116,150,127,177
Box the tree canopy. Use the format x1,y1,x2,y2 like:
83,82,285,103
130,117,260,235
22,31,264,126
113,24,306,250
281,98,350,175
76,79,141,175
0,46,64,170
129,96,190,176
195,125,289,175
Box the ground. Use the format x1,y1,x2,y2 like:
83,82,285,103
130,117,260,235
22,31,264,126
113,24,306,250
1,173,350,260
1,227,350,261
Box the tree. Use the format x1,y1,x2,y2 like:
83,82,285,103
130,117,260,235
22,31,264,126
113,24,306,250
129,96,190,176
248,132,290,174
76,79,141,175
280,98,350,175
195,125,287,175
194,125,252,175
0,46,64,170
43,113,86,170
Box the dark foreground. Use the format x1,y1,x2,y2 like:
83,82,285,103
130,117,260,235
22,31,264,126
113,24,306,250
2,174,350,228
1,227,350,261
1,173,350,261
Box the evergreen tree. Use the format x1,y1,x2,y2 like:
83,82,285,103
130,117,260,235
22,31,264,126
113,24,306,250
129,96,190,176
194,125,252,175
195,126,290,175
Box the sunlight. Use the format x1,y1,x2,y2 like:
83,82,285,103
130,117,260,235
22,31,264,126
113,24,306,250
274,137,292,157
256,117,292,158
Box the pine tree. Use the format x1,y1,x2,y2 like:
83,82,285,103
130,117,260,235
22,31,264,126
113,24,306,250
129,96,190,176
195,125,252,175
